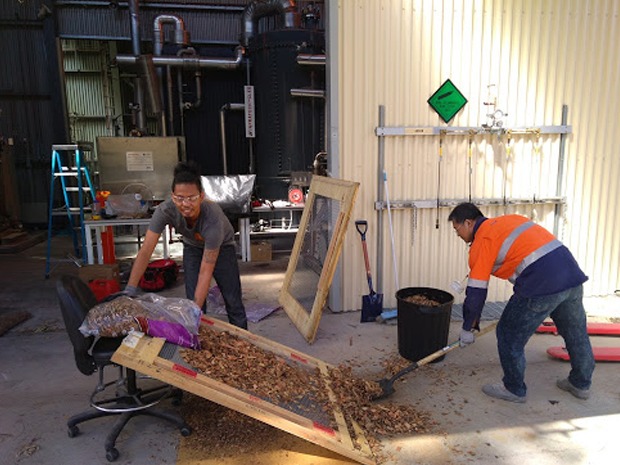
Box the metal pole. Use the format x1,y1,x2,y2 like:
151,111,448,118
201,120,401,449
553,105,569,237
128,0,146,131
377,105,385,293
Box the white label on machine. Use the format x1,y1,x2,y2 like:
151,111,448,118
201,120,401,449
126,151,154,171
244,85,256,138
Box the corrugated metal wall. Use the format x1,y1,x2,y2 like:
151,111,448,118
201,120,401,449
0,0,67,223
62,40,120,151
336,0,620,310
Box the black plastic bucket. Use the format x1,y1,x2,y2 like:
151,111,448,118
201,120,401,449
396,287,454,362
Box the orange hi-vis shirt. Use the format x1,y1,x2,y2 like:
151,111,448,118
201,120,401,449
462,215,587,331
468,215,561,287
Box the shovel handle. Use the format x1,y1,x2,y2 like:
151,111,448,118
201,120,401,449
355,220,374,292
355,220,368,239
386,321,499,384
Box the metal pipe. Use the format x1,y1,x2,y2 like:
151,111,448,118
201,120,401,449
56,1,245,12
116,47,244,69
240,0,300,47
177,67,185,136
153,14,188,136
219,103,246,175
153,14,188,55
376,105,385,294
128,0,145,131
138,54,162,114
290,88,325,98
193,71,202,108
296,54,326,66
166,65,174,135
554,104,569,236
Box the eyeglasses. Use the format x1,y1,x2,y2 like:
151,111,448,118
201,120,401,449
172,194,201,204
453,222,465,234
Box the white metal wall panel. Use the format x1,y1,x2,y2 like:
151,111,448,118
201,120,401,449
336,0,620,311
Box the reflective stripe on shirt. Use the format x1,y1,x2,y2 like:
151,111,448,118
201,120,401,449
468,278,489,289
509,239,563,283
492,221,534,273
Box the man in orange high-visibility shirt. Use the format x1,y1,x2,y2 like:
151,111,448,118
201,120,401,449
448,203,594,403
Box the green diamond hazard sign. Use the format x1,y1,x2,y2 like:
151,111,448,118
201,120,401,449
428,79,468,123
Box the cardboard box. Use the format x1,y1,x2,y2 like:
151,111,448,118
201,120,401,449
251,241,272,262
78,264,120,284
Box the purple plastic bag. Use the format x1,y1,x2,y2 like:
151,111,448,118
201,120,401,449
146,319,201,349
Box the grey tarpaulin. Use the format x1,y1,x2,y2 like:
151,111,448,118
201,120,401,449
201,175,256,215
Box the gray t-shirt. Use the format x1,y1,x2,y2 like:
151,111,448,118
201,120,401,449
148,199,235,249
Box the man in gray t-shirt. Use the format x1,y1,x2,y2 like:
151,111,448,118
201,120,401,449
126,163,247,329
149,200,236,250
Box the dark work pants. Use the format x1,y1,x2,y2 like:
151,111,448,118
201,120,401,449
497,284,594,397
183,243,248,330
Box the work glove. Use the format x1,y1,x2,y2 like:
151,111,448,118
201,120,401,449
459,329,475,348
124,285,140,297
100,285,140,303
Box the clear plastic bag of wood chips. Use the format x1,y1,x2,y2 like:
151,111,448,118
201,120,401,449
79,296,146,337
79,294,202,340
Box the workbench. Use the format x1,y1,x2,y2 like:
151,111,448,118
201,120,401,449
238,204,304,261
84,218,170,264
85,204,303,264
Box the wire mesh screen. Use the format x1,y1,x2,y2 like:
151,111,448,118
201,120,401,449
288,194,339,314
160,341,335,426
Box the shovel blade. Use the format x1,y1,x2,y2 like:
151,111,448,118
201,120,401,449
361,293,383,322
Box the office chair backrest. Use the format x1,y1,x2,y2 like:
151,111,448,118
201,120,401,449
56,275,99,375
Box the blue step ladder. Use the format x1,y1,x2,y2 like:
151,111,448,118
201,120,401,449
45,143,95,278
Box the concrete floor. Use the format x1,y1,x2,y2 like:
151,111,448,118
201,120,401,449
1,236,620,465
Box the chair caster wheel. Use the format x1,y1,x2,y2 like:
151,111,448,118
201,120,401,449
68,425,79,438
180,426,192,437
171,388,183,406
106,447,119,462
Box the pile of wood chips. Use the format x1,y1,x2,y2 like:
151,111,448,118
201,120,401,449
181,325,434,461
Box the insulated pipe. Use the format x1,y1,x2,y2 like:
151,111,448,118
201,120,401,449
153,14,188,55
219,103,246,175
153,14,188,136
128,0,146,131
240,0,300,47
116,47,244,70
296,54,326,66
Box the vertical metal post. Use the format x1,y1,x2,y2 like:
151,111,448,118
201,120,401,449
129,0,146,131
376,105,385,293
553,105,569,237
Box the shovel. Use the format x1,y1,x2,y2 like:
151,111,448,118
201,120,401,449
372,321,498,400
355,220,383,322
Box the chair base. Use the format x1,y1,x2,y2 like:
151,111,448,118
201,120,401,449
67,403,191,462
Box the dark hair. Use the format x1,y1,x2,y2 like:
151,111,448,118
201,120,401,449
448,202,484,223
171,161,203,192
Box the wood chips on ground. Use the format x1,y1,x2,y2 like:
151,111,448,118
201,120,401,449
0,310,32,336
180,325,436,464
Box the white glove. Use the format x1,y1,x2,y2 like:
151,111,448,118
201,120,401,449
459,329,475,347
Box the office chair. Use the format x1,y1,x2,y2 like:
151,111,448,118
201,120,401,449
56,275,191,462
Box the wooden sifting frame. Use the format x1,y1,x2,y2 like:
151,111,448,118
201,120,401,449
278,176,359,343
111,316,375,465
